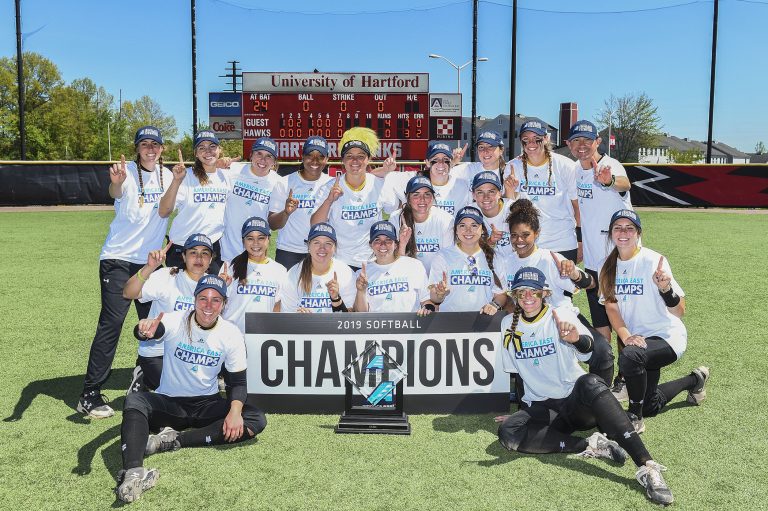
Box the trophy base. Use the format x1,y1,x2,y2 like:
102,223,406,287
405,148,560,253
335,411,411,435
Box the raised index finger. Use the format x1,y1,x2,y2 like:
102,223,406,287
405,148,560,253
177,148,184,165
120,154,126,171
334,174,341,185
152,312,164,327
657,255,664,273
161,240,173,254
288,188,294,199
442,271,448,284
552,308,561,325
550,250,562,268
361,263,366,276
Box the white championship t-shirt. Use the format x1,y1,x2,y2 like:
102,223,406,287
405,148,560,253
389,207,454,273
155,311,247,398
281,258,357,313
500,305,592,406
479,198,514,259
268,170,332,254
452,162,503,190
384,171,472,216
222,258,290,333
168,167,229,244
100,161,172,264
575,154,633,270
428,245,502,312
598,247,687,358
316,175,398,267
505,153,578,252
357,256,430,312
137,267,199,357
220,164,283,262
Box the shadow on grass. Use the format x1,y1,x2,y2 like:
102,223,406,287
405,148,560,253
431,413,501,435
3,368,134,422
477,438,638,491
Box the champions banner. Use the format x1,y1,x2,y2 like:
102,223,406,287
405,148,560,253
244,312,509,414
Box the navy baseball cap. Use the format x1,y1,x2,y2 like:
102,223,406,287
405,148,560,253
476,130,504,147
519,118,547,137
472,171,502,191
609,209,641,230
194,130,219,149
194,274,227,297
340,139,371,157
406,175,435,195
303,136,329,156
454,206,484,226
510,267,549,291
370,220,398,242
426,141,453,160
568,120,598,141
241,216,271,238
251,137,278,158
183,233,213,251
306,222,337,243
134,126,163,145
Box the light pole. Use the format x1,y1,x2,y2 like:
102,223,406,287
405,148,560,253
428,54,488,150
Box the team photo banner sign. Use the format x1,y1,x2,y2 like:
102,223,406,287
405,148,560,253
244,312,509,413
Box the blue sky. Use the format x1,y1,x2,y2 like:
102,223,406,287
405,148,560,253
1,0,766,153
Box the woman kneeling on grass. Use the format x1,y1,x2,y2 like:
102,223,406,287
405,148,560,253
116,275,266,504
495,267,673,506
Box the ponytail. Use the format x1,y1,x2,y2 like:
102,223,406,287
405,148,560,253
598,247,620,304
193,158,210,186
298,254,314,294
232,251,249,285
401,205,417,258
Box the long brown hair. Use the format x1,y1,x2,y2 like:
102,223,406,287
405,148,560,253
598,225,643,303
520,138,553,186
298,255,314,294
231,251,249,285
193,158,210,185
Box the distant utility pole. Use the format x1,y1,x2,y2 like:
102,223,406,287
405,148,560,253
219,61,242,92
15,0,26,159
705,0,719,163
470,0,479,161
191,0,198,133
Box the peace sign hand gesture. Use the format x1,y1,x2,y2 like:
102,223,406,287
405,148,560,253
219,261,233,286
172,148,186,182
109,154,128,185
552,309,579,343
653,255,672,292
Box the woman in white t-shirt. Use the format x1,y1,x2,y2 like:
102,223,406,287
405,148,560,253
268,136,332,270
220,137,283,264
505,117,581,262
451,130,507,191
78,126,172,419
281,223,357,313
388,175,454,273
386,141,472,215
428,206,506,314
353,220,433,314
495,267,674,506
471,171,514,259
310,127,397,271
122,233,214,391
160,130,237,274
222,217,290,333
599,209,709,434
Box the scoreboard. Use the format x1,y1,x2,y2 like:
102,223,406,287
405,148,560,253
242,92,429,160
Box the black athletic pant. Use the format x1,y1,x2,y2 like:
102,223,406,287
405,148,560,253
584,268,611,329
498,374,651,467
137,355,164,391
121,392,267,470
556,248,578,264
83,259,152,392
165,239,223,275
619,337,696,418
274,248,307,271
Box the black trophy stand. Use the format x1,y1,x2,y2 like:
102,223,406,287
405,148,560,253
335,379,411,435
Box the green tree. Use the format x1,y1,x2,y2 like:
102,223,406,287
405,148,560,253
755,141,766,154
668,148,703,164
597,93,662,163
112,95,178,158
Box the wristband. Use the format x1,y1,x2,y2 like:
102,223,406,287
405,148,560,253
490,300,503,310
573,335,594,353
136,269,148,283
659,287,681,307
423,303,436,312
575,226,582,243
331,300,348,312
572,269,593,289
330,294,342,303
600,175,616,188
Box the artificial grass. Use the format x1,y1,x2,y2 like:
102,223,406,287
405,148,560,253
0,209,766,510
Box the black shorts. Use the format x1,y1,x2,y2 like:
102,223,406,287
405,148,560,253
585,268,610,329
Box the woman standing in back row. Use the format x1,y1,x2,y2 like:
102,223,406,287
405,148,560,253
77,126,172,419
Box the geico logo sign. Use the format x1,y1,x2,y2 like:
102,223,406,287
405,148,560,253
210,101,240,107
213,121,237,132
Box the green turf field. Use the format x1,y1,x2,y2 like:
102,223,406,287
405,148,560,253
1,209,766,510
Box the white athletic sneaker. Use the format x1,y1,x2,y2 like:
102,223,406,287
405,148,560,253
116,467,159,503
627,412,646,434
611,375,628,402
687,366,710,405
636,460,674,506
576,432,628,464
77,390,115,419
